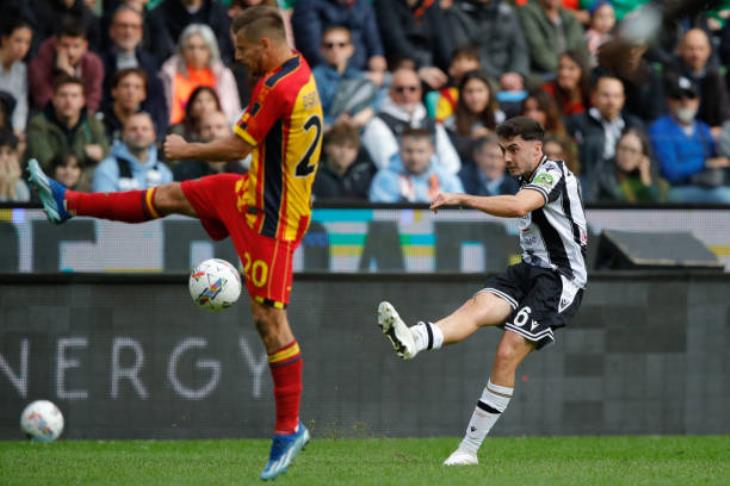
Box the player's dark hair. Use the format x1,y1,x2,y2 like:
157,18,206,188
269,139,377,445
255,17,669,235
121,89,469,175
111,68,148,91
231,6,285,41
325,123,360,149
496,116,545,142
57,19,87,39
52,74,85,94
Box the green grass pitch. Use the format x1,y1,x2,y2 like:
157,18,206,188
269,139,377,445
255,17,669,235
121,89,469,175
2,436,729,485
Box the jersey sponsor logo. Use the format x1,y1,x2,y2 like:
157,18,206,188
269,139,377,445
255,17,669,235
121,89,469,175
533,172,554,187
530,319,540,332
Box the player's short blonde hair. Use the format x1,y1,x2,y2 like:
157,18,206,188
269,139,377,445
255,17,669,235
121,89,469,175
231,5,286,42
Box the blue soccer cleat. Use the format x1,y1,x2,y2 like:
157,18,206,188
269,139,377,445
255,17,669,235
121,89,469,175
27,159,72,224
260,423,310,481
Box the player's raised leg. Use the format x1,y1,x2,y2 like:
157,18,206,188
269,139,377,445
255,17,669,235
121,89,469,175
378,292,512,359
443,330,533,466
251,301,309,480
27,158,196,224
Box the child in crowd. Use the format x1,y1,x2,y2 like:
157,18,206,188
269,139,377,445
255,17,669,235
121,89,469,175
50,152,85,191
585,2,616,65
0,130,29,202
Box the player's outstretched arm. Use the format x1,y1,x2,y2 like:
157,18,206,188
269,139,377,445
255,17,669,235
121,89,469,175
164,134,252,162
430,189,545,218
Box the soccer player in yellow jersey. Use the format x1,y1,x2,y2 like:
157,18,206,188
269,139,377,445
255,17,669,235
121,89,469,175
28,6,322,480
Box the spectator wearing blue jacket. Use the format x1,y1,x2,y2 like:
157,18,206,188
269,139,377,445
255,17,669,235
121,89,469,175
370,128,464,203
649,74,730,204
93,112,173,192
292,0,386,74
313,25,384,128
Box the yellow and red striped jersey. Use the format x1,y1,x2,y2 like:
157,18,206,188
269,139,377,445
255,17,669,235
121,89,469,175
233,53,323,241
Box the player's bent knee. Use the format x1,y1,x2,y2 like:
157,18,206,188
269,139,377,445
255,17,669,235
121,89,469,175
153,183,195,217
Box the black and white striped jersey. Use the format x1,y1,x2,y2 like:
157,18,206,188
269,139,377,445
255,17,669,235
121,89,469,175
518,157,588,288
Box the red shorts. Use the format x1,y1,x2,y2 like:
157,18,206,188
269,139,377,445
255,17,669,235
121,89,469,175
180,174,299,308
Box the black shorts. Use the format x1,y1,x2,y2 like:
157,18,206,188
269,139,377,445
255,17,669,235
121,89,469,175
482,262,584,349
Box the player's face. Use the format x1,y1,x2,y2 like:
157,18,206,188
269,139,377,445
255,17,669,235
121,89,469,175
235,31,265,76
498,136,542,177
462,78,491,114
400,137,433,175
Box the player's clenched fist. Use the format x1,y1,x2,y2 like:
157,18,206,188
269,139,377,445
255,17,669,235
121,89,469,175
164,134,188,160
430,192,463,212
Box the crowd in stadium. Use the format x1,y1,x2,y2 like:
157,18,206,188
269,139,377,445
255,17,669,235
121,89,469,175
1,0,730,204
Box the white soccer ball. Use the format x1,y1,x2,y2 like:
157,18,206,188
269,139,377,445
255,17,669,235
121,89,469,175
189,258,242,311
20,400,64,443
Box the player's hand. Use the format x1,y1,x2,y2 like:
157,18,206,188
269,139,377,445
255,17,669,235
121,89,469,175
430,192,463,213
164,134,189,160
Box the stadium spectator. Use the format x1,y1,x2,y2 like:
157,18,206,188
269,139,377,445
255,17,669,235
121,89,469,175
102,68,150,143
649,74,730,204
584,1,615,66
595,38,664,122
519,0,588,80
50,152,86,191
313,26,382,129
567,75,643,178
521,90,568,139
28,21,104,113
445,0,529,87
0,130,29,202
101,4,168,135
362,68,461,174
147,0,232,66
313,122,375,200
671,28,730,134
458,135,519,196
444,70,505,163
32,0,101,53
292,0,386,75
160,23,240,125
540,51,591,117
430,46,481,123
93,112,172,192
167,86,222,142
0,92,15,137
369,127,463,202
173,110,247,181
0,16,33,135
584,128,668,203
25,75,109,171
99,1,154,54
543,134,579,174
373,0,452,89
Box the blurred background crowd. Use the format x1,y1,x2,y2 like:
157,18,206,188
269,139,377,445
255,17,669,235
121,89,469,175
1,0,730,205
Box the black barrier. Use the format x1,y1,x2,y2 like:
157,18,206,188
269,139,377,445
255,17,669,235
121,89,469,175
1,272,729,439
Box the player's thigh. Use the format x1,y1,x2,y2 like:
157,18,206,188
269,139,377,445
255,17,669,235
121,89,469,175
441,291,513,328
152,182,196,217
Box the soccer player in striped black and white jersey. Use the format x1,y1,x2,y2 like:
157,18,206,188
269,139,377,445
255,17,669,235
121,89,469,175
378,116,588,465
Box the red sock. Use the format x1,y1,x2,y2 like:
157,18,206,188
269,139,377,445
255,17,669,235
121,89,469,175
268,340,303,435
66,188,160,223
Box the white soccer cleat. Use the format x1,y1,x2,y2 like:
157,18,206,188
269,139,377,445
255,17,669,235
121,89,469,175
378,301,417,360
443,449,478,466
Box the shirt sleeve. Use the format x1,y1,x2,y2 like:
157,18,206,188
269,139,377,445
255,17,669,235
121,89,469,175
233,84,287,146
523,161,564,204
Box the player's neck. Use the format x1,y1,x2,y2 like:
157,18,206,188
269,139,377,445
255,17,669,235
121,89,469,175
266,46,295,72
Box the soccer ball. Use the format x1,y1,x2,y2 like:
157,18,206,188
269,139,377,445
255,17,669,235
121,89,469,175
189,258,242,311
20,400,64,443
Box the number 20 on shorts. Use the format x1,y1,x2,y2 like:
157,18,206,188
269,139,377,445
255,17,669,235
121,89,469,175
243,252,268,288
